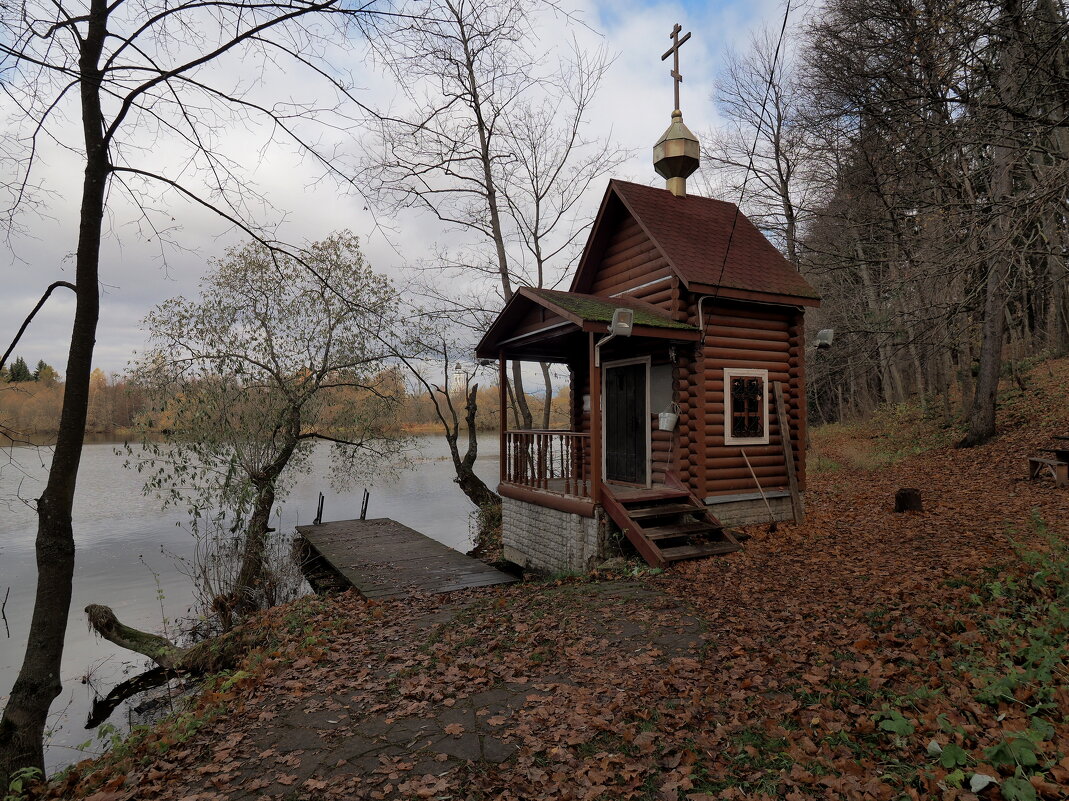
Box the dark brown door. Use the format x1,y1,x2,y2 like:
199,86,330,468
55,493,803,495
604,362,646,484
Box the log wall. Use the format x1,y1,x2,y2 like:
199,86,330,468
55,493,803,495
696,302,806,497
563,210,811,500
588,216,677,313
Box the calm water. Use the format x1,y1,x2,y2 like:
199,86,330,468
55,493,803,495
0,435,497,772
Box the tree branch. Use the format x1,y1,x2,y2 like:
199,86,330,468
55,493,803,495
1,281,76,373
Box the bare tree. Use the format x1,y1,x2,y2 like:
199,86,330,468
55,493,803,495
363,0,622,481
363,0,538,425
499,47,628,426
398,336,498,510
706,30,816,266
0,0,384,781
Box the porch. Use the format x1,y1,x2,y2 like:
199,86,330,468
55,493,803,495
497,428,692,514
483,289,701,509
496,424,742,568
498,429,595,517
478,288,740,568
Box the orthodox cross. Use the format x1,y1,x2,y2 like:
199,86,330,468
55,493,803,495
661,23,692,112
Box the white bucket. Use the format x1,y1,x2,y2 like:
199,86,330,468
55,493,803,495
658,404,680,431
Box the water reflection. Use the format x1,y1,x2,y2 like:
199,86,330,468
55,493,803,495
0,434,496,772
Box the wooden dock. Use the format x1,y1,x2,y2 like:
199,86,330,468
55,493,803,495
296,518,518,599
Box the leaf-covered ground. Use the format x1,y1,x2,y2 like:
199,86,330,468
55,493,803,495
49,358,1069,801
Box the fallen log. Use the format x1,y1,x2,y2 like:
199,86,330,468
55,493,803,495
85,604,261,675
86,666,178,729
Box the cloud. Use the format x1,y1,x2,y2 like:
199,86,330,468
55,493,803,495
0,0,791,374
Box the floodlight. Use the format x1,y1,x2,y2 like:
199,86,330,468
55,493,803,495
595,307,636,366
609,307,635,337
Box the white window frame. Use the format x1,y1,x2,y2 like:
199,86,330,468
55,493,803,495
723,367,770,446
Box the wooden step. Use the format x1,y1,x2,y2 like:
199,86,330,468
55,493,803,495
608,486,690,503
626,502,706,519
642,521,723,541
601,479,744,569
659,541,742,562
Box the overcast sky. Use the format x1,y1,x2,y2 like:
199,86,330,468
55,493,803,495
1,0,792,376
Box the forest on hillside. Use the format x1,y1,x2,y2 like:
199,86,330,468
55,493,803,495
709,0,1067,436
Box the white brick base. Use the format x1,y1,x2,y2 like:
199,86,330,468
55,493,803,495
501,497,611,573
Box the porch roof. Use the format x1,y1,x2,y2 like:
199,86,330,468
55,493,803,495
475,287,699,362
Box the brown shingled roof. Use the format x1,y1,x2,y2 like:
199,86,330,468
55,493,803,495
574,179,819,304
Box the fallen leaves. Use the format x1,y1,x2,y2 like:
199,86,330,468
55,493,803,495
46,358,1069,801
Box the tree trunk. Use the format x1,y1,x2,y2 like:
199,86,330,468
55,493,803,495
959,258,1008,447
856,248,897,404
86,605,259,674
233,480,280,615
539,362,553,429
0,0,108,783
1043,204,1068,353
448,384,500,512
511,361,533,429
232,432,299,616
959,0,1020,448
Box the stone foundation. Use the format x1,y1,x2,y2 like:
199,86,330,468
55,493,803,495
501,496,612,574
705,490,801,527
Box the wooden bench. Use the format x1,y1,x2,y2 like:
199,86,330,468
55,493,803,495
1028,457,1069,488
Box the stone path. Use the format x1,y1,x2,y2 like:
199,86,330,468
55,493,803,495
145,582,708,800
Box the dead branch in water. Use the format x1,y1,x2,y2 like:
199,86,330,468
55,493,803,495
85,604,261,675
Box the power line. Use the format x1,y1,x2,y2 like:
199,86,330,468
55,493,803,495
708,0,795,302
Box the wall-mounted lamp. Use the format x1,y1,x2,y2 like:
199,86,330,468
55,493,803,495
814,329,834,349
594,307,635,367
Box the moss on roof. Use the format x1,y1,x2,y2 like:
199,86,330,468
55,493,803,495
528,288,697,330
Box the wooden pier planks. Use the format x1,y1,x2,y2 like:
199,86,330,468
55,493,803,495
296,518,518,599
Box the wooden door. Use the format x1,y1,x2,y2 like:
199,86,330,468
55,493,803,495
604,361,647,484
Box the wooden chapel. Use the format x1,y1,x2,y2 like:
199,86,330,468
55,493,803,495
475,27,820,571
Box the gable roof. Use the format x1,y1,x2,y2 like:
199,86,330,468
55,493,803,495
571,179,819,306
475,286,699,360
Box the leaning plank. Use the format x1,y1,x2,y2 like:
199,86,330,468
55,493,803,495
297,518,518,599
773,381,804,524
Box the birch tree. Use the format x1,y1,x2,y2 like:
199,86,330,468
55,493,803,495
363,0,623,506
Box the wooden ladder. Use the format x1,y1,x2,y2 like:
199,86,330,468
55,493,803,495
599,477,742,568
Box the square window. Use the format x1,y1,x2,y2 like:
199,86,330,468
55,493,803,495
723,368,769,445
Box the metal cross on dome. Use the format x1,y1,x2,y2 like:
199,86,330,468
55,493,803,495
661,23,692,112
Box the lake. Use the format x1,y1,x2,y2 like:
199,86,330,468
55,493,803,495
0,434,498,773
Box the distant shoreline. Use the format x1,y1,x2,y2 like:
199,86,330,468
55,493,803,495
0,425,499,447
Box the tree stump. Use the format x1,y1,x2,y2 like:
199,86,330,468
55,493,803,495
894,488,923,512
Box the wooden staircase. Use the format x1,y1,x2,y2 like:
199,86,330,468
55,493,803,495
599,479,742,568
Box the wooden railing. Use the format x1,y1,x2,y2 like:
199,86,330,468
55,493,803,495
504,430,591,498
